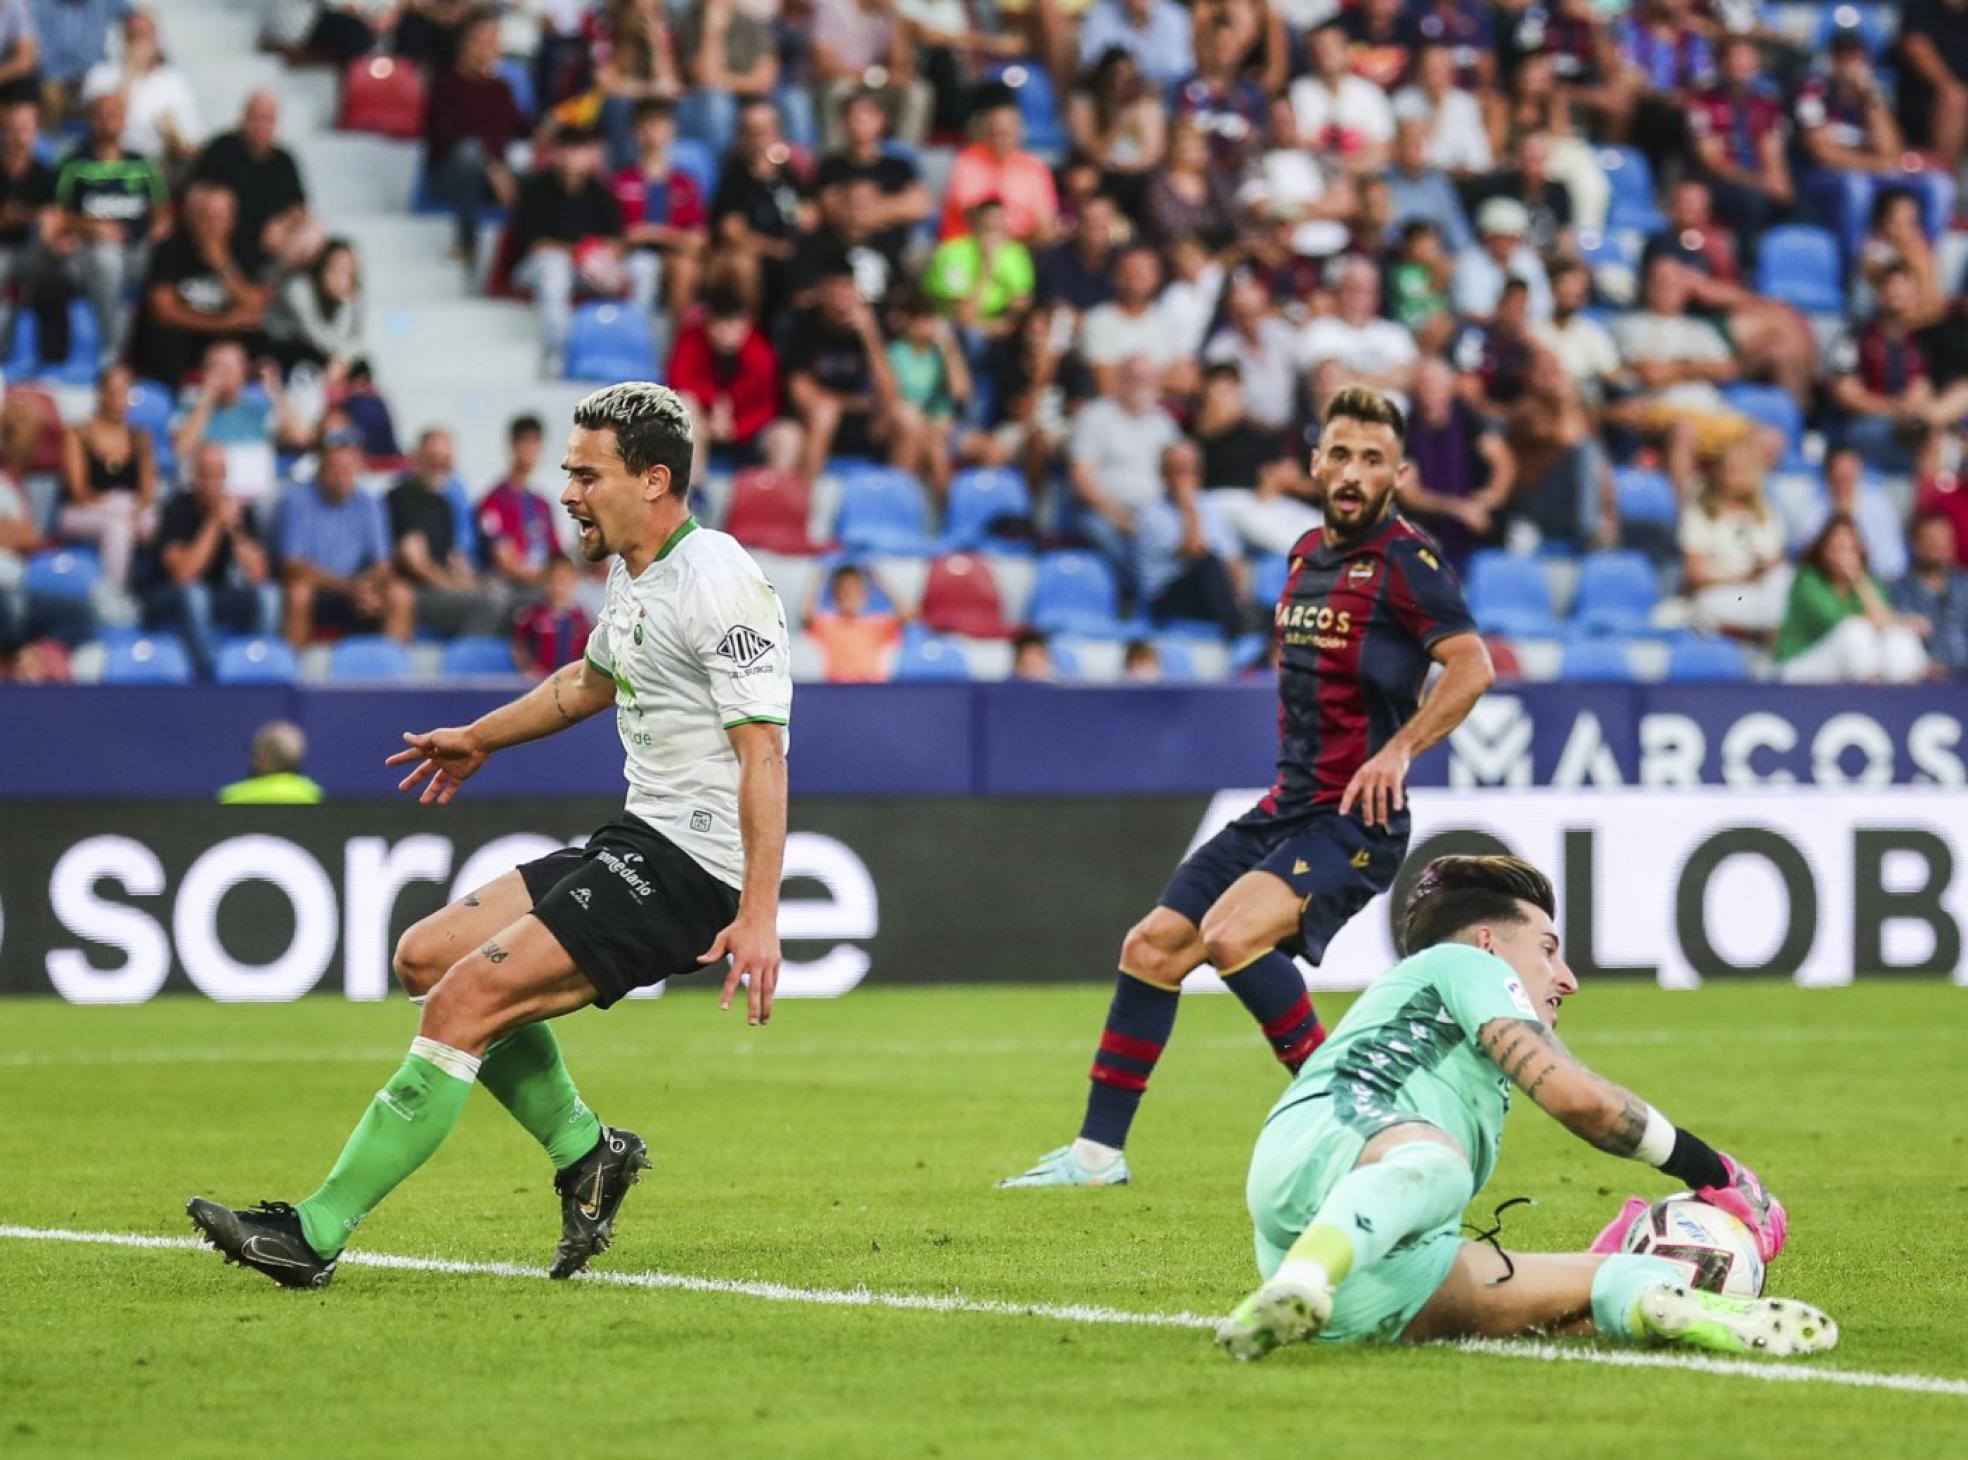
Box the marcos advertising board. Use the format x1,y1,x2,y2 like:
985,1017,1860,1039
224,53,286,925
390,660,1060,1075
0,792,1962,1003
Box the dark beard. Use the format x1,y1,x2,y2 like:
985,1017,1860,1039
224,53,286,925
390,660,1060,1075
1323,492,1395,547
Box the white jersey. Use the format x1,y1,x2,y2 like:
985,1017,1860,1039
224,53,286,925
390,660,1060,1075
583,519,791,888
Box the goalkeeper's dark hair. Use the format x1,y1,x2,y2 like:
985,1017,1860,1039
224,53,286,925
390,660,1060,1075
1400,855,1555,955
1322,384,1406,446
572,382,694,498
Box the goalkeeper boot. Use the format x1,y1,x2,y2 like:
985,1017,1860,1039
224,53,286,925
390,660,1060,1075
1215,1273,1334,1362
549,1125,651,1279
997,1145,1130,1189
1639,1284,1839,1358
186,1197,337,1290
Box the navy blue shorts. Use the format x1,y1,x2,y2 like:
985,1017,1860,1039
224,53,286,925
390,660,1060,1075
1158,806,1406,963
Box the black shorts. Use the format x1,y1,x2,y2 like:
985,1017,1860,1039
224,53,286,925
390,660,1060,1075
519,813,741,1008
1158,805,1406,963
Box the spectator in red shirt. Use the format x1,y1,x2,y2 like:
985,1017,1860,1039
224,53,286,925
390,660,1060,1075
513,555,594,676
1830,262,1968,470
613,98,706,319
477,414,560,594
667,285,785,476
939,88,1059,243
425,10,527,260
1686,36,1793,261
1915,469,1968,568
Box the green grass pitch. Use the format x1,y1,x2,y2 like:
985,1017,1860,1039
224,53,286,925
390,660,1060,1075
2,981,1964,1458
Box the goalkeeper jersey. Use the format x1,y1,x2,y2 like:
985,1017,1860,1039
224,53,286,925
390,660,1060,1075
584,518,792,889
1264,943,1543,1195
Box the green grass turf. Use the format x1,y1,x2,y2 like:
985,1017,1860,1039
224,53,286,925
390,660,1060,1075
1,981,1964,1458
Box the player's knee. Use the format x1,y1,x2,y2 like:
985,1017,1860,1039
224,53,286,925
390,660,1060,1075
391,922,446,998
1119,923,1191,988
418,963,499,1052
1199,920,1263,976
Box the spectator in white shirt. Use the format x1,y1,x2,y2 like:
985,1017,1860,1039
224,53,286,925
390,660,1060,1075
1156,233,1224,357
1205,268,1300,430
1288,20,1393,175
1078,243,1195,395
1531,258,1623,406
1677,437,1793,637
1451,195,1553,323
1297,256,1418,403
1237,92,1354,259
1068,353,1182,577
81,10,200,166
1392,43,1492,176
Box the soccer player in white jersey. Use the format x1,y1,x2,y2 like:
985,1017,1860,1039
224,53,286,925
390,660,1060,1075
188,383,793,1288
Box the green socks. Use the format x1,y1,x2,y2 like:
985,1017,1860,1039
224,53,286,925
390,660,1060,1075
479,1023,603,1172
1590,1254,1687,1340
295,1037,481,1260
1280,1141,1475,1289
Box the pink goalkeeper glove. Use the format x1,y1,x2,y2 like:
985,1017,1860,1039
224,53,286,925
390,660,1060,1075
1588,1196,1649,1254
1698,1154,1788,1263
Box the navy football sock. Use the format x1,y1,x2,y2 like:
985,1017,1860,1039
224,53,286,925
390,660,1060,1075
1223,950,1325,1074
1079,972,1181,1150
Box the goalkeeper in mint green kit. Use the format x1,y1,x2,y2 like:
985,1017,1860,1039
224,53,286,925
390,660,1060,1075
1218,855,1837,1362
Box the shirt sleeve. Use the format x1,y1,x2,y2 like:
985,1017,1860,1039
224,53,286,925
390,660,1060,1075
686,554,793,729
1425,943,1544,1042
584,587,614,672
1385,535,1477,647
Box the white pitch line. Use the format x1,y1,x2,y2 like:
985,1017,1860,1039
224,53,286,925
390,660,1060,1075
3,1223,1965,1399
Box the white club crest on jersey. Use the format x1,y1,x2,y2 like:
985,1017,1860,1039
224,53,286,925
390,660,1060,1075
716,625,773,667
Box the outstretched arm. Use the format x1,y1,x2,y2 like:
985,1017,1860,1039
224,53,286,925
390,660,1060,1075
1477,1016,1788,1259
386,657,616,803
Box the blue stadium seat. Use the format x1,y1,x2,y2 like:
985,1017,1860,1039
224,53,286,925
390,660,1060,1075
669,136,718,206
24,547,102,599
1467,549,1558,637
102,634,192,684
1600,147,1665,234
1614,467,1679,527
942,467,1032,551
329,635,414,681
1576,229,1639,303
1755,225,1844,313
214,636,299,684
833,465,938,554
441,635,519,676
987,63,1065,156
1027,550,1124,637
1560,634,1637,683
496,56,537,119
1150,637,1200,682
6,299,101,384
1571,550,1658,635
1722,382,1807,468
1666,632,1750,682
894,635,972,681
126,377,177,476
565,303,657,384
1816,2,1892,58
1251,553,1291,610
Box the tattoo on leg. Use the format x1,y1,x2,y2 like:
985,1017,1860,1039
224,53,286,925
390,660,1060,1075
463,893,481,907
481,939,509,964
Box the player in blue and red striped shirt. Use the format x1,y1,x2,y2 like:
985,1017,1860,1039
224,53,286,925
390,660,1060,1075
1003,386,1495,1188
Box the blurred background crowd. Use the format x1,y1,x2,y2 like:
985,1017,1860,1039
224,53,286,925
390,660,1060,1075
1,0,1966,688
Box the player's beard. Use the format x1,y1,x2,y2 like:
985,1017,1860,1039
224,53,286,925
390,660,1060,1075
1322,481,1394,546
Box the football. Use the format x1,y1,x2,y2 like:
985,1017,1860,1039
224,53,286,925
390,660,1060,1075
1620,1194,1767,1298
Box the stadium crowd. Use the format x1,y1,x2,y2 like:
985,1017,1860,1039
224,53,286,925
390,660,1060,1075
2,0,1968,686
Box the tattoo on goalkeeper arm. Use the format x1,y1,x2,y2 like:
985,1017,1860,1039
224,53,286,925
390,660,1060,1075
1478,1017,1652,1157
